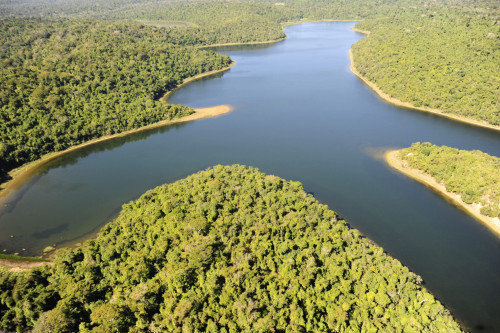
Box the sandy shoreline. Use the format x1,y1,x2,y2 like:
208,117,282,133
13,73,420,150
348,42,500,133
0,105,232,200
197,37,288,49
385,150,500,237
0,61,236,199
161,62,235,102
351,27,371,35
0,259,52,273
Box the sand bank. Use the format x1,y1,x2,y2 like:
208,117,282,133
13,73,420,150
0,258,52,273
161,62,235,101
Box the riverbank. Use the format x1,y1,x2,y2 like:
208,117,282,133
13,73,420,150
386,150,500,237
0,254,51,273
0,61,236,199
0,260,51,273
197,37,288,49
0,105,233,200
349,39,500,133
161,62,235,101
351,26,371,35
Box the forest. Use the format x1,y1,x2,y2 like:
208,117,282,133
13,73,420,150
0,1,497,331
0,19,231,180
0,165,462,332
352,8,499,125
399,142,500,218
1,0,498,180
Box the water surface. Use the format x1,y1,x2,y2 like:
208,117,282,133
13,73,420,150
1,22,499,332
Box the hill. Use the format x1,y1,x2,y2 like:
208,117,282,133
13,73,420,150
0,165,461,332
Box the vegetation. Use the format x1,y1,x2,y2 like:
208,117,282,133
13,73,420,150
352,7,499,125
1,0,498,179
0,165,461,332
0,254,49,263
0,19,231,180
130,2,292,45
400,143,500,218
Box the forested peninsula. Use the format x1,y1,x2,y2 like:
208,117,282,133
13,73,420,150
387,143,500,236
0,19,232,184
351,9,499,129
1,0,498,183
0,165,462,332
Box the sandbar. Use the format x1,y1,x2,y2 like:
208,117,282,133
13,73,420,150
0,258,52,272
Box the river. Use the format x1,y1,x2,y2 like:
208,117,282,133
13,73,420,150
1,22,499,332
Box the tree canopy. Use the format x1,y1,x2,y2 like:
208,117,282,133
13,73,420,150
352,8,499,125
0,19,231,180
399,142,500,218
0,165,462,332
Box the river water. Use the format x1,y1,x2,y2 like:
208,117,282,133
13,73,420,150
1,22,499,332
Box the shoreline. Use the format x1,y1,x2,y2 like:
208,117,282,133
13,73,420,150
348,43,500,133
385,150,500,237
351,26,371,35
0,105,233,200
161,62,235,102
0,62,236,200
197,37,288,49
0,259,52,273
0,254,52,273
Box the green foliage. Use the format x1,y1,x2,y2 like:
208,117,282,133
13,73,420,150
132,2,293,45
400,142,500,218
0,254,49,263
0,265,58,332
352,8,499,125
0,165,462,332
1,0,498,177
0,19,231,178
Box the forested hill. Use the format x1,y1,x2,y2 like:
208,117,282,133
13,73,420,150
0,19,232,181
352,8,499,126
399,143,500,218
1,1,497,176
0,165,462,332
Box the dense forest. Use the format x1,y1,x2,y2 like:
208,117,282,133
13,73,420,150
1,0,498,180
0,165,462,332
0,19,231,180
352,8,499,125
399,143,500,218
0,2,496,331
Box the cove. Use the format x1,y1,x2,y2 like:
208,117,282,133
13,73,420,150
0,22,499,332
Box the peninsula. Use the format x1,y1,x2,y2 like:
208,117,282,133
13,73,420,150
386,143,500,237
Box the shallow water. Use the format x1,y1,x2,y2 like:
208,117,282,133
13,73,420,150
1,22,499,332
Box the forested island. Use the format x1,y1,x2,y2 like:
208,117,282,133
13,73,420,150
387,143,500,236
0,165,462,332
